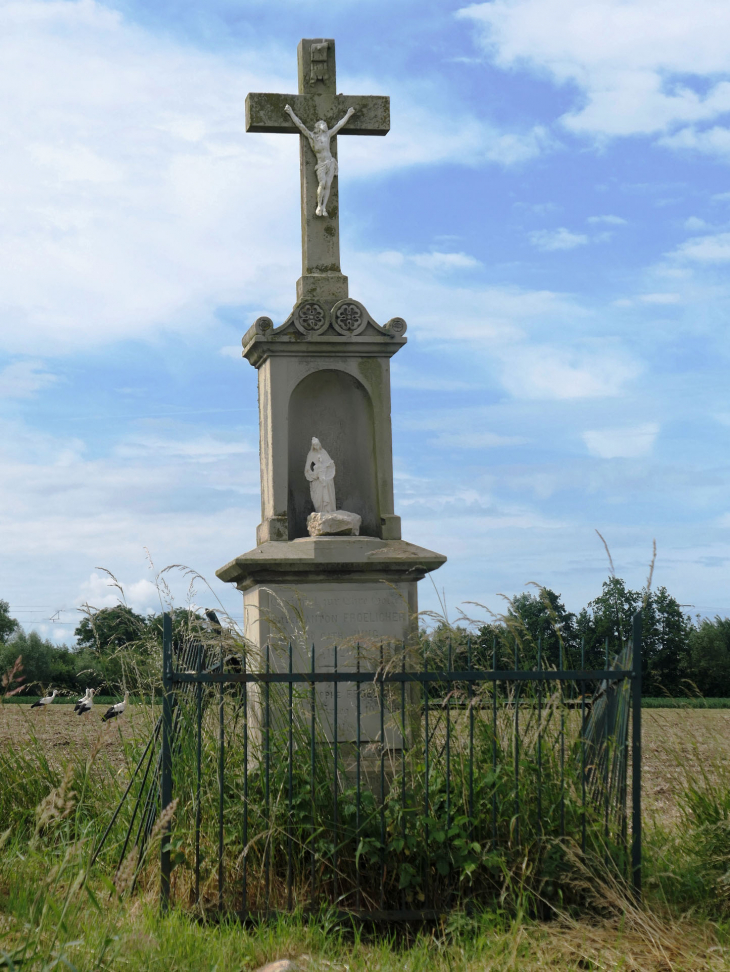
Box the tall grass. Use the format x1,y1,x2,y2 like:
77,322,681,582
1,573,729,970
90,628,633,919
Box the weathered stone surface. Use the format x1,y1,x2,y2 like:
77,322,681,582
244,39,389,291
217,536,447,591
216,42,447,761
243,579,416,745
307,510,361,536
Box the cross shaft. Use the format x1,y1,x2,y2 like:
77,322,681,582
246,38,389,301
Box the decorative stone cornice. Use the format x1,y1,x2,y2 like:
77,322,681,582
242,298,407,367
216,536,447,591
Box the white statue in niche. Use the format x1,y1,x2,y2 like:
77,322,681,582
305,437,336,513
284,104,355,217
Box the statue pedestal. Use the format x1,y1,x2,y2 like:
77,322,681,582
217,536,445,747
307,510,361,536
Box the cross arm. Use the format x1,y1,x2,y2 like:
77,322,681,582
246,93,390,136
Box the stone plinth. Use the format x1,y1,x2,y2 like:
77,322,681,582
307,510,361,536
217,536,446,746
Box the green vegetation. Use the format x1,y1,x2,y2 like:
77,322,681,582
1,574,729,971
643,697,730,708
0,604,199,696
425,577,730,698
3,577,730,698
1,693,728,971
1,604,729,971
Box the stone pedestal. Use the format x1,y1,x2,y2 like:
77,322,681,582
217,536,445,746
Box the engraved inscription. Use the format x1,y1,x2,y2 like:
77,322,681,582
310,41,329,83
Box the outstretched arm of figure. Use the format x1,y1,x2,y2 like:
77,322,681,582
329,107,355,137
284,105,313,144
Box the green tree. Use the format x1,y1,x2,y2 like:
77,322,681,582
685,617,730,697
0,630,78,692
0,599,18,644
146,607,209,647
642,586,692,695
576,578,693,694
576,576,642,669
506,589,577,668
74,605,148,654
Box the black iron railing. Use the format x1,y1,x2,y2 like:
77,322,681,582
150,613,643,918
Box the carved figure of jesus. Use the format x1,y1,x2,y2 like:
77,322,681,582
284,104,355,217
304,437,336,513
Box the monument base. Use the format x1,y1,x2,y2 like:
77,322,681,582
216,536,446,748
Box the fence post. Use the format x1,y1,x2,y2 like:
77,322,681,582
160,611,173,912
631,610,642,901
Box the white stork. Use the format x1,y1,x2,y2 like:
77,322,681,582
31,690,58,709
101,692,129,722
76,688,95,717
73,687,91,713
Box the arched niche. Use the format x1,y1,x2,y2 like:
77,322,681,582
288,370,379,540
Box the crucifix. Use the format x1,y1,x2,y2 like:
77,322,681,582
246,38,390,302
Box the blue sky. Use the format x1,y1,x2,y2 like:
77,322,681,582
2,0,730,641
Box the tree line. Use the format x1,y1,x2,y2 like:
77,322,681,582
1,577,730,697
426,577,730,698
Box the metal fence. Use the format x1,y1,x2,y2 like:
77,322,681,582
149,612,643,918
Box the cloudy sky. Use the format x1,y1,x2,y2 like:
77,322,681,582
2,0,729,641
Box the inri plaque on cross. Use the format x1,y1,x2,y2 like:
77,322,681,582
246,39,390,302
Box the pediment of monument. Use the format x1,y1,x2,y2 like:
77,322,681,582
242,298,407,366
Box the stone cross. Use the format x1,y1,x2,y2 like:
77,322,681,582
246,39,389,303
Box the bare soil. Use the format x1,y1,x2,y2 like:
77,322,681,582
642,708,730,826
0,701,156,774
2,704,729,826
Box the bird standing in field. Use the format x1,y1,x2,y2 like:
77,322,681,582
76,688,95,717
101,691,129,722
31,690,58,709
74,687,91,713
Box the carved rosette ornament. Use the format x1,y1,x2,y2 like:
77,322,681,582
331,299,368,336
384,317,407,336
294,301,328,335
254,316,273,335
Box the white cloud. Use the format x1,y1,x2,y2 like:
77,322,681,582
76,572,161,614
459,0,730,147
114,433,254,463
499,345,640,400
343,104,552,172
587,215,627,225
0,416,262,639
376,249,482,273
410,251,482,272
660,125,730,159
583,423,659,459
529,227,589,251
684,217,710,231
0,360,58,398
355,248,585,344
673,232,730,262
0,0,542,357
